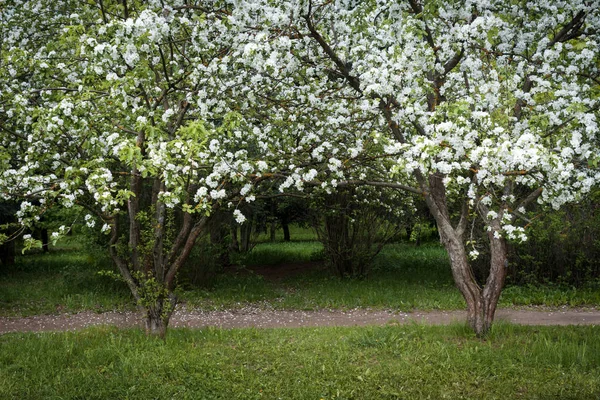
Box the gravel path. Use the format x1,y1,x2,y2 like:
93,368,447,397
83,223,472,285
1,307,600,334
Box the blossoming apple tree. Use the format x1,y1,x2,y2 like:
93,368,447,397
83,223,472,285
0,0,273,337
217,0,600,335
2,0,599,337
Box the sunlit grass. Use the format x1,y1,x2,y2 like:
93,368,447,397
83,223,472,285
253,224,317,243
233,240,324,266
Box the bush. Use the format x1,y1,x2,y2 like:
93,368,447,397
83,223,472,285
508,190,600,286
313,187,411,278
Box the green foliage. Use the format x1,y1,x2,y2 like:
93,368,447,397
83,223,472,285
408,221,438,244
234,241,324,266
133,272,172,315
254,224,318,243
20,238,42,254
0,324,599,399
509,191,600,286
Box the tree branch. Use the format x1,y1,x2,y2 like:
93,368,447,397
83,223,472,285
550,11,586,46
337,180,426,196
303,7,362,93
165,216,209,290
108,217,141,302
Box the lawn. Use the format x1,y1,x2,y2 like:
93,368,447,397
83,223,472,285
1,235,600,316
1,324,599,399
2,233,600,399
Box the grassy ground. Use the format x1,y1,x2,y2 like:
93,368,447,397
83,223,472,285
0,248,131,316
253,224,319,243
1,324,599,399
1,234,599,316
180,243,467,311
2,232,599,399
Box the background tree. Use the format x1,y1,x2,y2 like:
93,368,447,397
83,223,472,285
0,203,19,265
508,186,600,285
313,186,410,278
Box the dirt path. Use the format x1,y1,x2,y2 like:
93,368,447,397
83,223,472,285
1,307,600,334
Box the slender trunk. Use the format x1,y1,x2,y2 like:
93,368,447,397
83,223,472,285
230,224,239,252
210,217,229,267
108,217,141,303
269,201,277,242
152,179,166,279
481,221,509,332
41,228,49,252
240,219,253,252
436,221,483,334
269,220,276,242
282,219,290,242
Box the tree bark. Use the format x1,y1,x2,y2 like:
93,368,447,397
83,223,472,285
423,174,508,336
269,220,276,242
41,228,49,253
269,201,277,242
230,224,239,252
144,295,175,340
436,219,509,336
240,218,253,252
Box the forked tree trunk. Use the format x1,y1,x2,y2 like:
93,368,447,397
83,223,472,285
423,174,508,337
437,220,508,336
108,210,208,340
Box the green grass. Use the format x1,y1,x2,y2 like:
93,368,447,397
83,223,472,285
500,283,600,308
1,324,599,399
274,243,464,310
2,239,600,316
179,243,465,311
254,224,318,243
234,240,324,266
0,248,132,316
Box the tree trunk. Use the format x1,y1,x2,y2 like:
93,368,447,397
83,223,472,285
230,224,239,252
0,240,15,265
423,174,508,337
436,218,509,336
269,219,276,242
145,311,168,339
144,296,175,339
41,228,49,253
240,219,253,252
480,222,509,333
282,219,290,242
